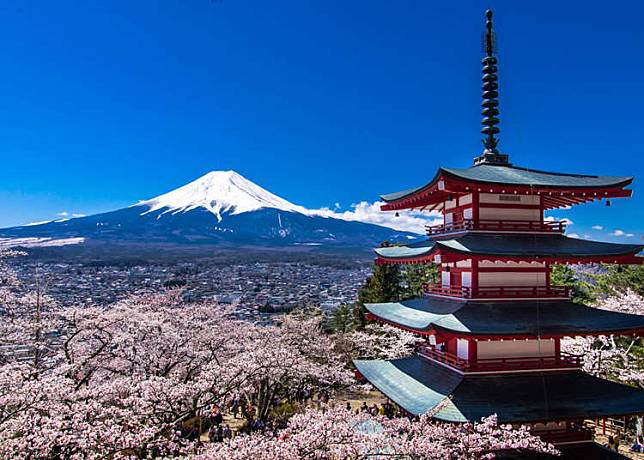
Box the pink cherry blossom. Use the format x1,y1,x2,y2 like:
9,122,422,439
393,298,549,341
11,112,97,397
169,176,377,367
195,406,557,460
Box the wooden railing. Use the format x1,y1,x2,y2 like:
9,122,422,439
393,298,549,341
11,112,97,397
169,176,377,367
426,219,566,236
470,353,583,372
417,345,583,372
417,346,469,369
424,284,572,299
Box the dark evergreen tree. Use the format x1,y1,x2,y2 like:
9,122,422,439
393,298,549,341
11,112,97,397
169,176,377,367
400,264,439,300
595,264,644,297
352,261,401,329
550,264,595,304
330,303,354,333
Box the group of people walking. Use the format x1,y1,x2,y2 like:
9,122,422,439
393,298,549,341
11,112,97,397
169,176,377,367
348,400,397,418
207,406,233,443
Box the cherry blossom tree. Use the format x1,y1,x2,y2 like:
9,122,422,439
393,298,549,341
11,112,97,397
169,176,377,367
0,250,19,311
0,292,353,459
335,323,418,362
562,290,644,387
0,251,558,459
195,406,558,460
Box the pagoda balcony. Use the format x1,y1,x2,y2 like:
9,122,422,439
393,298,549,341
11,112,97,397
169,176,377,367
423,284,572,300
425,219,567,236
417,345,583,373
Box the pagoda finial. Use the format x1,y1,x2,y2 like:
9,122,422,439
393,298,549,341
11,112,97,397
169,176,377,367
474,9,510,166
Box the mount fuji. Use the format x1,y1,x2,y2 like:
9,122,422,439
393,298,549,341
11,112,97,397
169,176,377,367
0,171,414,252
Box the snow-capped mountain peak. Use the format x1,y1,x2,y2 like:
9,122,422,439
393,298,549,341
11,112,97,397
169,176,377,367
137,170,308,221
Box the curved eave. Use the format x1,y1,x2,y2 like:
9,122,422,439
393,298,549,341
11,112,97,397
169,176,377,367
379,165,633,211
380,169,443,204
374,241,436,261
355,356,644,423
353,357,466,422
441,165,633,190
365,300,644,339
374,235,644,265
377,253,644,266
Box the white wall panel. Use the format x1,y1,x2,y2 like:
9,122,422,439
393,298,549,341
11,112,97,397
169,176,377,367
477,339,555,359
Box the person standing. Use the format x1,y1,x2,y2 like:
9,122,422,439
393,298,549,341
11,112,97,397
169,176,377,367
222,424,232,440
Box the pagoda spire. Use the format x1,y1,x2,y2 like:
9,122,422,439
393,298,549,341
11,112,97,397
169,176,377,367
474,9,510,166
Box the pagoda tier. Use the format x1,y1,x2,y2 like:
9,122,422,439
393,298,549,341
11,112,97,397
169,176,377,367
355,9,644,451
364,298,644,339
380,164,633,212
354,355,644,424
375,234,644,266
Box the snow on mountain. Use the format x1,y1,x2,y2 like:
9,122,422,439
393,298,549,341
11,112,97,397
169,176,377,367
136,170,309,222
134,170,430,234
0,170,420,250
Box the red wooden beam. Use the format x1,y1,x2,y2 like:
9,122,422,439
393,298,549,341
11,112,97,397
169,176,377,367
376,253,643,266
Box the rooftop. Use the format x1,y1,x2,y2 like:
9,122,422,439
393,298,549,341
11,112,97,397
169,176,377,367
381,164,633,203
354,355,644,423
374,233,644,264
365,298,644,337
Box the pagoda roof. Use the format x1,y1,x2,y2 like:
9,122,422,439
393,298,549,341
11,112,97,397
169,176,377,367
375,234,643,264
381,164,632,203
365,297,644,338
354,355,644,423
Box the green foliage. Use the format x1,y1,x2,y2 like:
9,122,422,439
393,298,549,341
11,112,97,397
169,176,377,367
594,264,644,297
352,263,401,329
270,400,303,428
400,264,439,300
551,264,644,303
330,304,354,333
550,264,595,304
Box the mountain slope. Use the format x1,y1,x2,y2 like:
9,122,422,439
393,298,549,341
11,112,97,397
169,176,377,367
0,171,415,249
138,170,308,220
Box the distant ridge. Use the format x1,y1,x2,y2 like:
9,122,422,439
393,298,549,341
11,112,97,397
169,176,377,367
0,171,416,251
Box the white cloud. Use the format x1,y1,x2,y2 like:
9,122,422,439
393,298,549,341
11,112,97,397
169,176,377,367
592,225,603,231
310,201,441,234
567,233,580,239
56,211,85,218
544,216,573,225
610,230,634,237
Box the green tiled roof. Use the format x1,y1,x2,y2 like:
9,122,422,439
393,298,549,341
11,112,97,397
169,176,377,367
380,164,632,202
374,240,435,259
354,357,466,422
355,356,644,423
374,234,644,260
365,298,644,336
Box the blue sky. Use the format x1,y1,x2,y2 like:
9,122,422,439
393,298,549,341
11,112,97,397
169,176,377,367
0,0,642,241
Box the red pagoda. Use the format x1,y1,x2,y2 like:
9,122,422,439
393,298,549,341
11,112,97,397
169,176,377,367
354,10,644,458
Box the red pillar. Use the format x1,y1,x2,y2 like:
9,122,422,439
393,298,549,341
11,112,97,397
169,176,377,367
554,337,561,362
469,339,478,364
472,258,479,297
545,261,551,288
472,191,480,227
